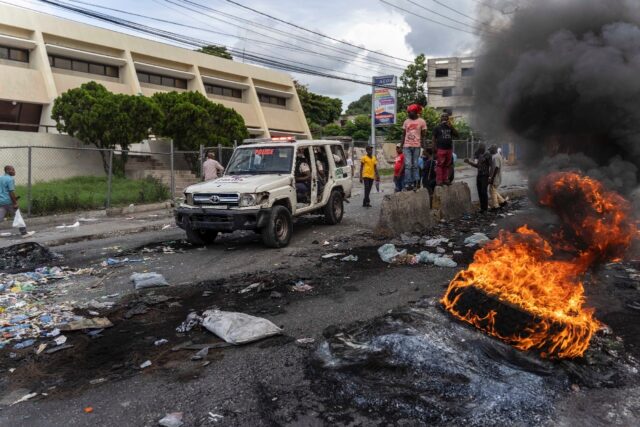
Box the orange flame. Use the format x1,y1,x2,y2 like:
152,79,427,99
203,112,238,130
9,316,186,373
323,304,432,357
442,172,635,358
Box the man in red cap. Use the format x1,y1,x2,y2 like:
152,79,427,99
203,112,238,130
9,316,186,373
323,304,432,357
401,104,427,190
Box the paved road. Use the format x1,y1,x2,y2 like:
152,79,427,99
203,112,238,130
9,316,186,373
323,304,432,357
0,166,536,426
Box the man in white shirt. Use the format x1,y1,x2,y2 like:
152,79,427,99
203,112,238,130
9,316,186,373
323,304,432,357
203,152,224,181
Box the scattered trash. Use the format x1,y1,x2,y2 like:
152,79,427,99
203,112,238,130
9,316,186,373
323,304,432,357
436,247,446,254
59,318,113,331
270,291,283,299
1,232,12,237
0,242,59,273
191,347,209,361
159,412,184,427
161,224,172,230
154,339,169,346
378,244,407,263
340,255,359,262
89,378,106,385
55,222,80,229
464,233,490,246
35,343,47,354
434,257,458,268
45,344,73,354
239,282,264,294
53,335,67,346
201,309,282,344
140,360,152,369
176,312,203,333
322,253,345,259
418,251,440,264
291,281,313,292
208,413,224,423
296,337,315,346
84,406,94,413
101,257,143,267
13,339,35,349
400,233,420,245
10,392,37,406
131,272,169,290
322,241,330,246
422,237,449,247
123,304,148,319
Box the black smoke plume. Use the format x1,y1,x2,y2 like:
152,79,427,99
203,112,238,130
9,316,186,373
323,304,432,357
474,0,640,194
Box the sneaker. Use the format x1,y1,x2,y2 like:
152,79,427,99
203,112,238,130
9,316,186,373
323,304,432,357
21,231,36,238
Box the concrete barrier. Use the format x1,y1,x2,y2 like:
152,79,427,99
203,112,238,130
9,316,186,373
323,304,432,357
431,182,473,220
375,189,433,237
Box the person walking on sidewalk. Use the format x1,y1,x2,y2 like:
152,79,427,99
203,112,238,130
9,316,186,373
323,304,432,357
401,104,427,190
203,152,225,181
464,144,492,213
0,165,33,237
359,146,378,207
393,144,405,193
488,144,507,209
432,112,459,186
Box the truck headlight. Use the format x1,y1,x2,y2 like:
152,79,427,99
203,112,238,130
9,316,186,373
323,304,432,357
239,193,257,207
239,193,268,207
185,193,194,205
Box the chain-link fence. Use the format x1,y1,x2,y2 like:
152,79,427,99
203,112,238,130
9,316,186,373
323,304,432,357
0,141,237,217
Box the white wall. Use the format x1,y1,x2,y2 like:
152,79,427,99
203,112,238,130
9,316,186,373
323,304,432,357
0,130,105,184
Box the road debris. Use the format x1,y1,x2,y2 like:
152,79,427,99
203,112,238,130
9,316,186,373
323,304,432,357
131,272,169,290
53,335,67,345
84,406,94,413
422,237,449,247
340,255,359,262
291,281,313,292
201,309,282,344
55,221,80,229
191,347,209,361
59,317,113,331
464,232,490,247
10,392,38,406
139,360,152,369
208,413,224,423
295,337,315,346
159,412,184,427
377,244,407,263
321,253,345,259
154,339,169,346
0,242,60,273
239,282,264,294
434,257,458,268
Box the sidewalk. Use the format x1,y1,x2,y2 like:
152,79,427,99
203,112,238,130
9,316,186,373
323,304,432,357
0,202,175,248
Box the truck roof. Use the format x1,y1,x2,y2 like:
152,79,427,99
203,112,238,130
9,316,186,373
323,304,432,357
239,139,346,149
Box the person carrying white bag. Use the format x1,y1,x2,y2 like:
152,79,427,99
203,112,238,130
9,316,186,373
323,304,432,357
0,165,34,238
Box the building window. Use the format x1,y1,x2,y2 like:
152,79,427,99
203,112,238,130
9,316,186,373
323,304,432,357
49,55,120,78
463,87,474,96
462,67,475,77
442,87,454,97
204,83,242,99
0,100,43,132
258,93,286,106
0,45,29,63
435,68,449,78
137,71,187,89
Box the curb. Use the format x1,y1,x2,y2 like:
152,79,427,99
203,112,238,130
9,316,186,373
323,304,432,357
105,201,173,217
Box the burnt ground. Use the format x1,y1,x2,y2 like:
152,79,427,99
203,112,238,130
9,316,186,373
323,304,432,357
1,197,639,426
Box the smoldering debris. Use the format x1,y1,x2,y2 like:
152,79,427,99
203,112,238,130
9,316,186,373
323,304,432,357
311,298,638,426
474,0,640,194
0,243,60,274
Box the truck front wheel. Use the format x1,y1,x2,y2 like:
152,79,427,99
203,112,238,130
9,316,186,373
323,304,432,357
262,206,293,248
324,190,344,225
185,225,218,246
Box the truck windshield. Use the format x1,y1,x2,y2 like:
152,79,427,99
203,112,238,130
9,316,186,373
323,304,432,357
226,146,294,175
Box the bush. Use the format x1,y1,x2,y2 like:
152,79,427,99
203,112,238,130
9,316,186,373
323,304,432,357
16,176,170,216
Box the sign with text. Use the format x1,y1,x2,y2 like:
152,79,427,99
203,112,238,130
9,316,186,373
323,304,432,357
372,75,397,126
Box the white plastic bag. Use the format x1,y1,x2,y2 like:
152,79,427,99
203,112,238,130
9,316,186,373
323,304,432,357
377,244,407,263
130,272,169,290
202,309,282,344
12,209,26,229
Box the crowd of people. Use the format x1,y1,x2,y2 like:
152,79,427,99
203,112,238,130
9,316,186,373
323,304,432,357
360,103,508,213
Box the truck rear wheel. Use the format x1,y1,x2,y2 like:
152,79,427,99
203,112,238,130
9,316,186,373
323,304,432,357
262,205,293,248
324,190,344,225
185,226,218,246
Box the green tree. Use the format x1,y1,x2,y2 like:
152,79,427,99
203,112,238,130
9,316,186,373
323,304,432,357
152,91,248,171
345,94,372,115
294,81,342,126
322,123,343,137
342,115,371,141
397,54,428,111
196,45,233,60
51,81,161,175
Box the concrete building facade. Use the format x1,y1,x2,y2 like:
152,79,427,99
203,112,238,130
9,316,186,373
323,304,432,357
0,4,311,139
426,56,475,123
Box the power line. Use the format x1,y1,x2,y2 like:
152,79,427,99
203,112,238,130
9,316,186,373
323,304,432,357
402,0,493,33
34,0,440,92
66,0,380,79
430,0,489,25
222,0,412,63
379,0,479,35
165,0,406,72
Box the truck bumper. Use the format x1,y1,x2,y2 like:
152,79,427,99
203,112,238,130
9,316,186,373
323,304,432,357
175,207,270,232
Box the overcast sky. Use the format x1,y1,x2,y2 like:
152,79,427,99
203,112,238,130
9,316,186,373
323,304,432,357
10,0,486,108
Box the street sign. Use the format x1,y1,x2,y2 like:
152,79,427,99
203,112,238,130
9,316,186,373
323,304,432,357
372,75,397,127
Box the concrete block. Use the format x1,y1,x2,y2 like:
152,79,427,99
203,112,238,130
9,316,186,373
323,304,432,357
375,189,433,237
431,182,473,220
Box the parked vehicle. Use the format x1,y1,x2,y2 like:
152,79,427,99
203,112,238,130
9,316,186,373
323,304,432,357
175,137,352,248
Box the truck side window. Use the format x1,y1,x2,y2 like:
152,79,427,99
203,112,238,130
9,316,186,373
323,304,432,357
331,145,347,167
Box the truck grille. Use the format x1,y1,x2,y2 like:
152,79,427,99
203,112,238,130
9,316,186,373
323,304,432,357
193,193,240,206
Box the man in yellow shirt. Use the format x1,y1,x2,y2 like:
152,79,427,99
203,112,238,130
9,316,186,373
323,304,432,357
359,146,378,208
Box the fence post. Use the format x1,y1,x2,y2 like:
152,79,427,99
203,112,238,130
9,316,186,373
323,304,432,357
199,144,204,179
27,147,32,217
217,143,222,165
233,140,237,149
170,139,175,200
106,149,113,209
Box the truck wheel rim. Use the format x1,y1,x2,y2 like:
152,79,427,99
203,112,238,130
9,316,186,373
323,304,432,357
275,216,288,240
334,197,342,218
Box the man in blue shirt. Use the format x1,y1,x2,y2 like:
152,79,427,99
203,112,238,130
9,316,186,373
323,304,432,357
0,165,29,236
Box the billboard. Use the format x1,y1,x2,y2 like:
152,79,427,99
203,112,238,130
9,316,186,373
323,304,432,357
372,75,397,126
